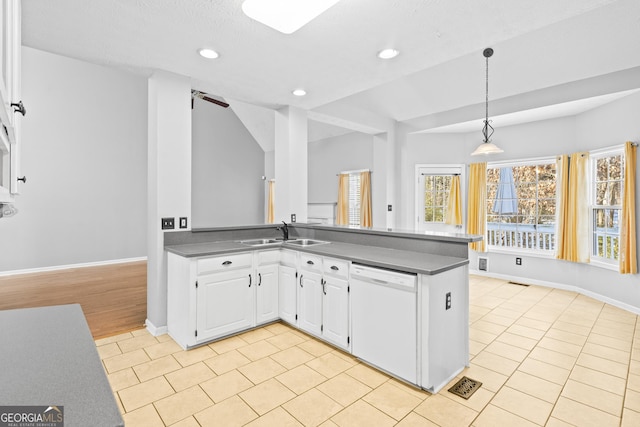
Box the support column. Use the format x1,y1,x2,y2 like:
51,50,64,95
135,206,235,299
274,106,308,223
147,71,192,333
372,133,388,228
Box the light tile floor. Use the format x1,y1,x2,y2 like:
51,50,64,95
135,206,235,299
97,275,640,426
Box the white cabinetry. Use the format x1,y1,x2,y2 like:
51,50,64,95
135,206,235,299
297,253,323,336
321,258,350,349
256,250,279,325
278,250,297,325
196,265,253,341
167,251,255,349
297,253,350,350
0,0,22,203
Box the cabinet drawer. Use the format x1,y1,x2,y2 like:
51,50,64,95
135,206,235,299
257,250,280,265
197,253,253,275
323,258,349,279
300,253,322,272
280,249,297,267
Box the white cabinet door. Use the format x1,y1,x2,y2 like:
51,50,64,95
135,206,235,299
297,269,322,336
196,267,254,342
322,276,349,349
278,264,297,325
256,263,279,325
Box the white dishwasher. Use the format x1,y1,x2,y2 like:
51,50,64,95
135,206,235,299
350,264,418,384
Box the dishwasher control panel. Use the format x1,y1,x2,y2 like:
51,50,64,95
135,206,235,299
350,264,416,291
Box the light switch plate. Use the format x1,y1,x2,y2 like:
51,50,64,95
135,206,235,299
179,217,188,229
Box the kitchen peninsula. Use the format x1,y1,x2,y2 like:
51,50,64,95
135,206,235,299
164,223,481,393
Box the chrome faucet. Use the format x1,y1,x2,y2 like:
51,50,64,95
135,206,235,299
277,221,289,240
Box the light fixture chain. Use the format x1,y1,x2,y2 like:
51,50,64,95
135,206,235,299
486,55,489,123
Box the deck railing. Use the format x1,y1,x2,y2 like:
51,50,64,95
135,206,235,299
487,223,618,259
486,223,555,251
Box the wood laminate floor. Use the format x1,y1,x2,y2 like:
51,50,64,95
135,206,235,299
0,261,147,339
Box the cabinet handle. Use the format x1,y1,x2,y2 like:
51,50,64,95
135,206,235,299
222,260,232,266
249,274,252,287
258,273,262,286
330,265,339,271
306,260,314,265
321,278,327,295
299,274,304,288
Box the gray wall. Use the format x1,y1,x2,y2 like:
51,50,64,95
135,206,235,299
308,131,376,217
191,97,265,227
405,91,640,312
0,47,147,272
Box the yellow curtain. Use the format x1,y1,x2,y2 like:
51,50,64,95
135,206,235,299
336,174,349,225
360,171,372,227
555,155,570,259
620,141,637,274
564,152,590,263
444,175,462,225
267,180,275,223
467,163,487,252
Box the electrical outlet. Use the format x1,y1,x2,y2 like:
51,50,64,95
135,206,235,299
387,204,392,212
179,217,188,229
445,292,452,310
161,217,175,230
516,257,522,266
291,214,296,223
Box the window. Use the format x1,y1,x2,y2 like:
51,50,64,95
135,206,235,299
424,175,452,222
347,172,361,226
486,159,557,252
590,149,624,264
416,164,464,232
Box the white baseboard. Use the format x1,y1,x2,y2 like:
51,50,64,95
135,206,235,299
146,319,168,336
469,269,640,316
0,257,147,277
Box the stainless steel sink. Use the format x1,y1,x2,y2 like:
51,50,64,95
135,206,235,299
238,238,281,246
284,239,329,247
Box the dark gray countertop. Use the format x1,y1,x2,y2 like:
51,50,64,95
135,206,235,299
165,240,468,275
0,304,124,427
192,222,483,243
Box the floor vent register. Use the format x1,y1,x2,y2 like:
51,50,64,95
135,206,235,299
448,376,483,400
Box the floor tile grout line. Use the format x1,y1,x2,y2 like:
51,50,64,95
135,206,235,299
467,280,607,426
106,278,639,427
620,315,640,418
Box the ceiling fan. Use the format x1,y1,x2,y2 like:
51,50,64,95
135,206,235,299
191,90,229,109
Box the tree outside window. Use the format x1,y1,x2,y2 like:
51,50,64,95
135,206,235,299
592,152,624,262
486,161,557,252
424,175,452,222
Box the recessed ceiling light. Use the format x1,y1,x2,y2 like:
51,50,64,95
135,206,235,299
377,48,399,59
198,48,219,59
292,89,307,96
242,0,340,34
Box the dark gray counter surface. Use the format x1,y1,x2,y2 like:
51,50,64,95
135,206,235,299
165,240,468,275
0,304,124,427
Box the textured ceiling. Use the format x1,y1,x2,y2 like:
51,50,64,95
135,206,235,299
21,0,640,147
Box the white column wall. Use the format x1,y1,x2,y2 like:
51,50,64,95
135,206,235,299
147,71,192,332
372,133,388,228
274,106,308,223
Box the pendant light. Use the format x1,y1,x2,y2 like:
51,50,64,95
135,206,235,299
471,48,503,156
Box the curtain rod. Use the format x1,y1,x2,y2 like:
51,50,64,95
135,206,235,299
420,173,460,176
336,169,372,176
